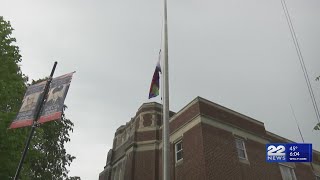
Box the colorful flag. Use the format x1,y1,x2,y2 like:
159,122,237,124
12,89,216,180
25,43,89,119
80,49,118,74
148,51,162,99
9,72,74,129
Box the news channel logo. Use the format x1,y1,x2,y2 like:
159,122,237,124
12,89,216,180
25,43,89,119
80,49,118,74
266,143,312,163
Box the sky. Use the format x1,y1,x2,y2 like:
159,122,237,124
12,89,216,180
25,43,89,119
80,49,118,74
1,0,320,179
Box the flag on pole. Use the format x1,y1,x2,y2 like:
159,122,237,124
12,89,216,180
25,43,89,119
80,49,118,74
9,72,74,129
148,51,162,99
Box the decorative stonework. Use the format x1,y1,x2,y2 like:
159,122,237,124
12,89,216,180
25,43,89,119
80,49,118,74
111,155,127,180
139,114,144,129
151,114,156,127
114,110,161,148
137,111,161,130
115,122,136,148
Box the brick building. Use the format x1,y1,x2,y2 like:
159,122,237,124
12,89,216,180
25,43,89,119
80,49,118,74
99,97,320,180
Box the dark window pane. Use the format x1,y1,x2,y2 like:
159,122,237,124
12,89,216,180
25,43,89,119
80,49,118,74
176,142,182,151
236,139,244,149
175,141,183,162
237,149,246,159
177,151,183,161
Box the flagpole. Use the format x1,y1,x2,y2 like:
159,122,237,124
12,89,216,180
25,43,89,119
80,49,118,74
162,0,170,178
14,61,57,180
289,104,316,173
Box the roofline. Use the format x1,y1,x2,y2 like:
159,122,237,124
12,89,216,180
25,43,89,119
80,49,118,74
170,97,200,122
137,102,162,112
169,96,266,127
266,131,295,143
197,96,264,126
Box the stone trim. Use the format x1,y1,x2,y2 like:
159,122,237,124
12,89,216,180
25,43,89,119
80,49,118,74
170,113,269,146
201,116,269,144
170,116,201,143
137,127,158,132
137,102,162,112
266,131,294,143
279,162,296,168
135,140,160,152
239,158,250,165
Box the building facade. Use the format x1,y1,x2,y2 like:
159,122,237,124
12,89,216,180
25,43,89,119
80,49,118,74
99,97,320,180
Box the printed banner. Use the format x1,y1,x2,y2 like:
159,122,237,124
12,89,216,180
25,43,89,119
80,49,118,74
38,72,74,124
9,81,46,129
9,72,74,129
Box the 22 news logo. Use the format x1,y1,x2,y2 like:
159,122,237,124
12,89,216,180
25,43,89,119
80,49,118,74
266,144,286,162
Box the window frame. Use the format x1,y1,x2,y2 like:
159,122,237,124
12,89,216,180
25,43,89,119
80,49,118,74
175,140,183,163
279,164,297,180
235,138,248,160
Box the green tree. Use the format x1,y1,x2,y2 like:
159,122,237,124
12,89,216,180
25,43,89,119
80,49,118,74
28,105,76,179
0,16,78,179
0,17,27,113
26,79,77,180
0,15,29,179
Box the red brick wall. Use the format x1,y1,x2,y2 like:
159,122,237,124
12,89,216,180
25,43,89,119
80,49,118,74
133,150,158,180
101,100,319,180
240,139,282,180
295,163,314,180
174,123,206,180
170,102,200,132
201,123,242,179
313,152,320,164
199,101,266,137
135,130,159,142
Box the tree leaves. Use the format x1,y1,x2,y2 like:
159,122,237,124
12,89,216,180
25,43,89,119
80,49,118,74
26,113,76,180
0,16,78,179
0,16,29,179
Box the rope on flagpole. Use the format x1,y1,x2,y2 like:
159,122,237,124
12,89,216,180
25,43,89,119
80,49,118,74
280,0,320,124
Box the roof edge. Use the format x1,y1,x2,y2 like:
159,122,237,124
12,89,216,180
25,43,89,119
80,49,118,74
197,96,264,126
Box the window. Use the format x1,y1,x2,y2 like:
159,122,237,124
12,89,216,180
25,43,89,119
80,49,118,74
235,138,247,159
175,140,183,163
279,164,297,180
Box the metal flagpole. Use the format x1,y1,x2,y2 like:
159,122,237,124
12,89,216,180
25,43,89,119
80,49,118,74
162,0,170,178
289,104,316,174
280,0,320,124
14,61,58,180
